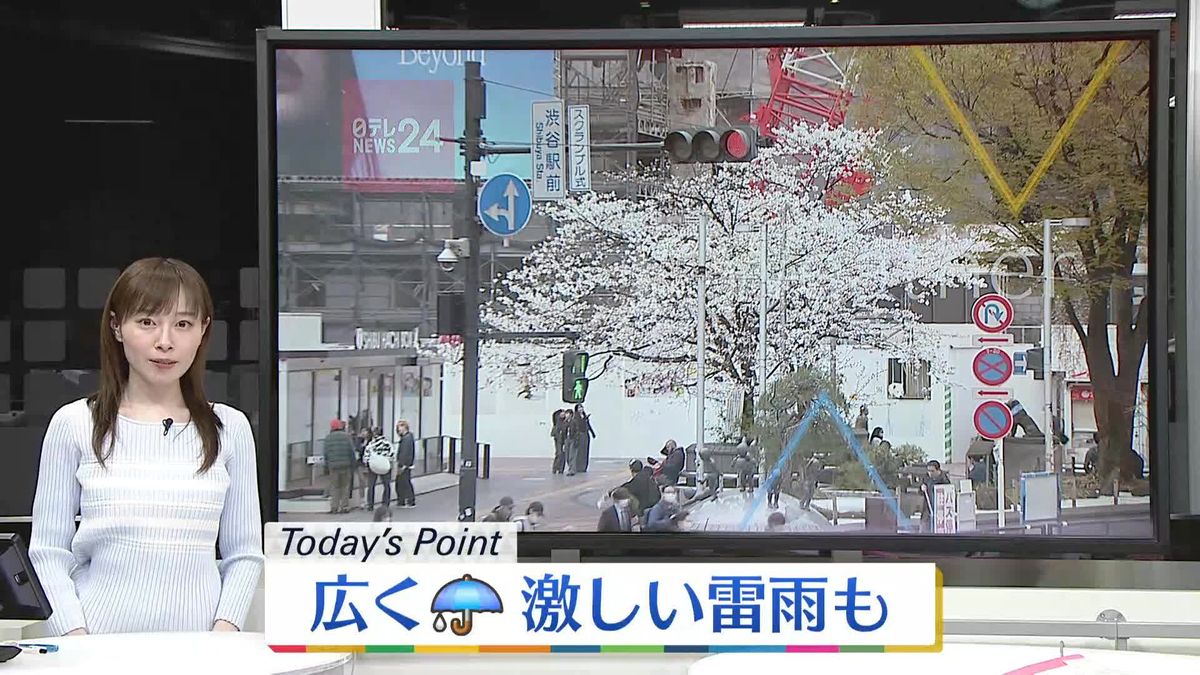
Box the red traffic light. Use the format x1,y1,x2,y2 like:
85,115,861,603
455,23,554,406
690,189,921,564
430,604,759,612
721,129,755,161
664,127,758,164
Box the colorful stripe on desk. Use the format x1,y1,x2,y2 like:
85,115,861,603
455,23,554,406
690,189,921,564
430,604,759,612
270,644,940,654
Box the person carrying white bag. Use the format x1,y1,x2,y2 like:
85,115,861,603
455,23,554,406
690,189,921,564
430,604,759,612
362,428,395,509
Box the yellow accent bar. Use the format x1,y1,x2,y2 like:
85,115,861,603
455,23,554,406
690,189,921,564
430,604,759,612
910,42,1129,217
909,47,1018,213
885,566,944,653
414,645,481,653
1013,41,1128,210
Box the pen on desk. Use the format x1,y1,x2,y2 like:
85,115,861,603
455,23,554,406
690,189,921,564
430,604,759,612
16,643,59,654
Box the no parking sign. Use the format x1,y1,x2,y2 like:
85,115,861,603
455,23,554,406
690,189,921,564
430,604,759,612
974,399,1014,440
972,348,1013,388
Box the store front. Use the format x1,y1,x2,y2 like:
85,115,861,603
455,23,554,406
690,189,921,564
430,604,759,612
277,325,442,494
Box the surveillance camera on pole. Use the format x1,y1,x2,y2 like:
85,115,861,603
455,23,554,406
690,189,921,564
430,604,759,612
437,237,470,272
664,127,758,164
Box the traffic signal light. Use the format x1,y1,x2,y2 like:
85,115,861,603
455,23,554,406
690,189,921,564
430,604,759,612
663,127,758,164
562,350,589,403
464,61,486,161
1026,348,1045,381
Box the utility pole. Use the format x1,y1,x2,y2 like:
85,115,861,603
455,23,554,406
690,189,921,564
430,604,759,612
695,211,708,474
757,221,768,483
1043,217,1054,476
456,61,485,521
1042,216,1090,476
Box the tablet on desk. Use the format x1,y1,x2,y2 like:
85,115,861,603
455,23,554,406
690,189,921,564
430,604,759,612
0,534,52,623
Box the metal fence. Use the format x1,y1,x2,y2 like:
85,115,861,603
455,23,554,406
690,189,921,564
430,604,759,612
284,436,492,490
944,611,1200,651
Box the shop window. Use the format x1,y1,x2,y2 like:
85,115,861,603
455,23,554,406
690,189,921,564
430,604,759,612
887,358,930,400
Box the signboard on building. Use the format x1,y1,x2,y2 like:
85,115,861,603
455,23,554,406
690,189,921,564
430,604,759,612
354,327,420,350
531,100,565,200
932,483,958,534
567,105,591,192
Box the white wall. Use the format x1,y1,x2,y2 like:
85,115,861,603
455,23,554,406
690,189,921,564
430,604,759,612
436,322,1150,466
835,325,1045,464
440,367,729,460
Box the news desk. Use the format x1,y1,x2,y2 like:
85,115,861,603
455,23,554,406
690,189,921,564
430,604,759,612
0,632,350,674
688,643,1200,674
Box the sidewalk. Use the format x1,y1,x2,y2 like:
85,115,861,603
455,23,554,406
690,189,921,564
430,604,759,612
279,471,459,514
278,457,633,530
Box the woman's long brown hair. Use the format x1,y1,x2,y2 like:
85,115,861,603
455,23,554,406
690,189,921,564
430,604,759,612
88,258,223,472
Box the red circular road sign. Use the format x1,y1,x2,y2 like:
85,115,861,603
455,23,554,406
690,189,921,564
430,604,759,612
974,400,1014,440
972,293,1014,334
972,348,1014,387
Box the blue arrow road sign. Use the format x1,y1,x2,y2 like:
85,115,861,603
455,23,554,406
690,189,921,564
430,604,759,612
477,173,532,237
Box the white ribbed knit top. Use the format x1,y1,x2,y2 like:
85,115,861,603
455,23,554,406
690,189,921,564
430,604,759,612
28,398,264,636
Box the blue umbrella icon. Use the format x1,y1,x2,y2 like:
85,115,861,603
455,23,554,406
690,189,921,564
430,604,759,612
430,574,503,636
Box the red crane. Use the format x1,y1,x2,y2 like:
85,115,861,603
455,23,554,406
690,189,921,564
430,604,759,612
752,47,871,205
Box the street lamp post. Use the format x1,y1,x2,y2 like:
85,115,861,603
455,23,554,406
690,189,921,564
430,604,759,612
694,211,709,474
1042,216,1090,475
456,61,485,522
757,221,768,482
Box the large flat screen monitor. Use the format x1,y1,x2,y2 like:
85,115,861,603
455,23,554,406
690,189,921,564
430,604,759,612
258,21,1172,556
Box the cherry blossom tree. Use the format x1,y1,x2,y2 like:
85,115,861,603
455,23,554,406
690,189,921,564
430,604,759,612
475,123,981,432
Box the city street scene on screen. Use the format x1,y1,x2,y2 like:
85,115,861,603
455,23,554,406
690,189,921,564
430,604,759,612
273,39,1153,539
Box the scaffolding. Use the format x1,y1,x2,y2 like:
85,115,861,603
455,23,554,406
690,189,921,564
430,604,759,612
754,47,853,136
276,179,541,342
557,49,670,194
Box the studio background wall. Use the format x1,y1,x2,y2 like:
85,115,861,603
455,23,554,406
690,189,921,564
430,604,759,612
0,22,262,537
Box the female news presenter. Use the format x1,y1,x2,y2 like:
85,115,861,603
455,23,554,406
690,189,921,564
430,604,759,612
29,257,264,636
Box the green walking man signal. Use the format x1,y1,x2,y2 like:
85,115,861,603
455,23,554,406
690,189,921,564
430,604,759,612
562,349,589,404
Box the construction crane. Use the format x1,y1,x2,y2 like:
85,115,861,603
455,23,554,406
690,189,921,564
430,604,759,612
752,47,871,205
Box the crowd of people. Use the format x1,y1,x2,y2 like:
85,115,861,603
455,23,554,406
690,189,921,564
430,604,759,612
550,404,596,475
594,440,690,532
478,496,546,532
322,418,417,515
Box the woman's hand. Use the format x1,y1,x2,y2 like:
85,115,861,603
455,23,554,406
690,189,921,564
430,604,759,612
212,620,240,632
65,628,88,637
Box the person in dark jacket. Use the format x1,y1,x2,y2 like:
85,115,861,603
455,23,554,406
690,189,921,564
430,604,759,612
324,419,357,514
732,450,757,493
572,404,596,473
620,459,660,520
551,409,568,474
559,409,578,476
649,439,686,487
393,420,417,508
920,460,952,532
481,496,515,522
643,485,685,532
597,488,635,532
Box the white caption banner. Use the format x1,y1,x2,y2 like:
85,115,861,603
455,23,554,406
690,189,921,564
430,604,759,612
265,562,938,648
